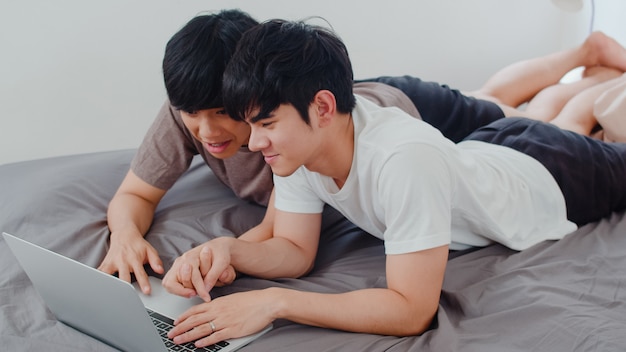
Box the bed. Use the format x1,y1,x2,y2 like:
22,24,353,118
1,149,626,351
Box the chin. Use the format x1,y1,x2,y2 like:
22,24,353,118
270,166,298,178
209,150,237,160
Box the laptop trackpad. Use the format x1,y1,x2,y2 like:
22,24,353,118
133,276,205,318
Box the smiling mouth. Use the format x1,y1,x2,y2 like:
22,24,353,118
205,140,231,154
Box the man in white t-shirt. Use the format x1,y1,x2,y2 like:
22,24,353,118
100,8,626,301
160,20,626,348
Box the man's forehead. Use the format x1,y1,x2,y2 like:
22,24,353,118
246,103,297,123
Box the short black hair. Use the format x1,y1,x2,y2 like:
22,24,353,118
222,19,356,124
163,9,258,113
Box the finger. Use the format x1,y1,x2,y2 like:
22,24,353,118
170,306,213,339
191,262,212,302
195,329,228,349
178,262,194,290
199,245,211,276
146,250,164,275
192,246,212,301
117,267,132,284
172,300,209,326
133,265,151,295
97,260,113,273
215,266,236,287
162,271,197,298
202,254,230,293
171,323,214,346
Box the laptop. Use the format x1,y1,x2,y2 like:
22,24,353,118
2,232,272,352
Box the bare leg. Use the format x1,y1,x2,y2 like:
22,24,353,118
523,66,623,122
466,32,626,109
594,74,626,142
549,73,626,135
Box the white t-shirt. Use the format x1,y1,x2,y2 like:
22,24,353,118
274,96,577,253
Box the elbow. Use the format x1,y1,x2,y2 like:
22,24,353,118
277,238,317,278
250,244,316,279
391,304,438,337
407,312,436,336
283,257,315,278
300,260,316,277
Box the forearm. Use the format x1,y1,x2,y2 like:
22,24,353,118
237,220,272,242
218,236,316,279
267,246,447,335
107,193,157,238
239,188,276,243
101,184,167,288
268,287,435,336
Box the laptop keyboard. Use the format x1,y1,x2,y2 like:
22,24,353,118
147,308,230,352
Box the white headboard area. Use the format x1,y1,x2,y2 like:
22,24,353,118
2,0,622,165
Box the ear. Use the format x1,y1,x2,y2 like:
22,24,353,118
312,90,337,127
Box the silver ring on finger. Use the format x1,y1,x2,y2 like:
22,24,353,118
209,320,216,334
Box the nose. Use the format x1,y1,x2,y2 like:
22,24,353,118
247,125,268,152
198,116,221,139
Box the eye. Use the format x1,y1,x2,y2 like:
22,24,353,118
260,121,273,128
216,109,227,115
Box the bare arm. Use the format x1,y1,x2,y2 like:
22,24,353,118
193,190,277,291
99,169,166,294
230,206,321,278
236,189,276,243
269,245,448,335
169,246,447,346
162,208,321,300
166,210,447,347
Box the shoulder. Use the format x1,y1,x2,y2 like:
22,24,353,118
353,97,447,152
131,100,199,190
354,82,420,119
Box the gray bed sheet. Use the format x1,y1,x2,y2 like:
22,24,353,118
1,149,625,351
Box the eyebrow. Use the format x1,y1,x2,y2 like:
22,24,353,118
248,110,272,124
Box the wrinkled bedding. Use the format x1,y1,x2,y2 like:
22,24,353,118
1,149,625,351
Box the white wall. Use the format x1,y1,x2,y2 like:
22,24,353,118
0,0,611,165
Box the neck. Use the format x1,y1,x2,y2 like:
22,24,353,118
307,112,354,188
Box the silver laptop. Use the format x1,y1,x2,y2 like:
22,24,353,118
2,232,272,352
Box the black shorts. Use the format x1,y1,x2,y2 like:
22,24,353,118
465,117,626,226
356,75,505,143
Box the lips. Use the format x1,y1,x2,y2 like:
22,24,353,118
263,154,278,164
205,140,231,154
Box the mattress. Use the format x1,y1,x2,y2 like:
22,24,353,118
1,149,625,351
